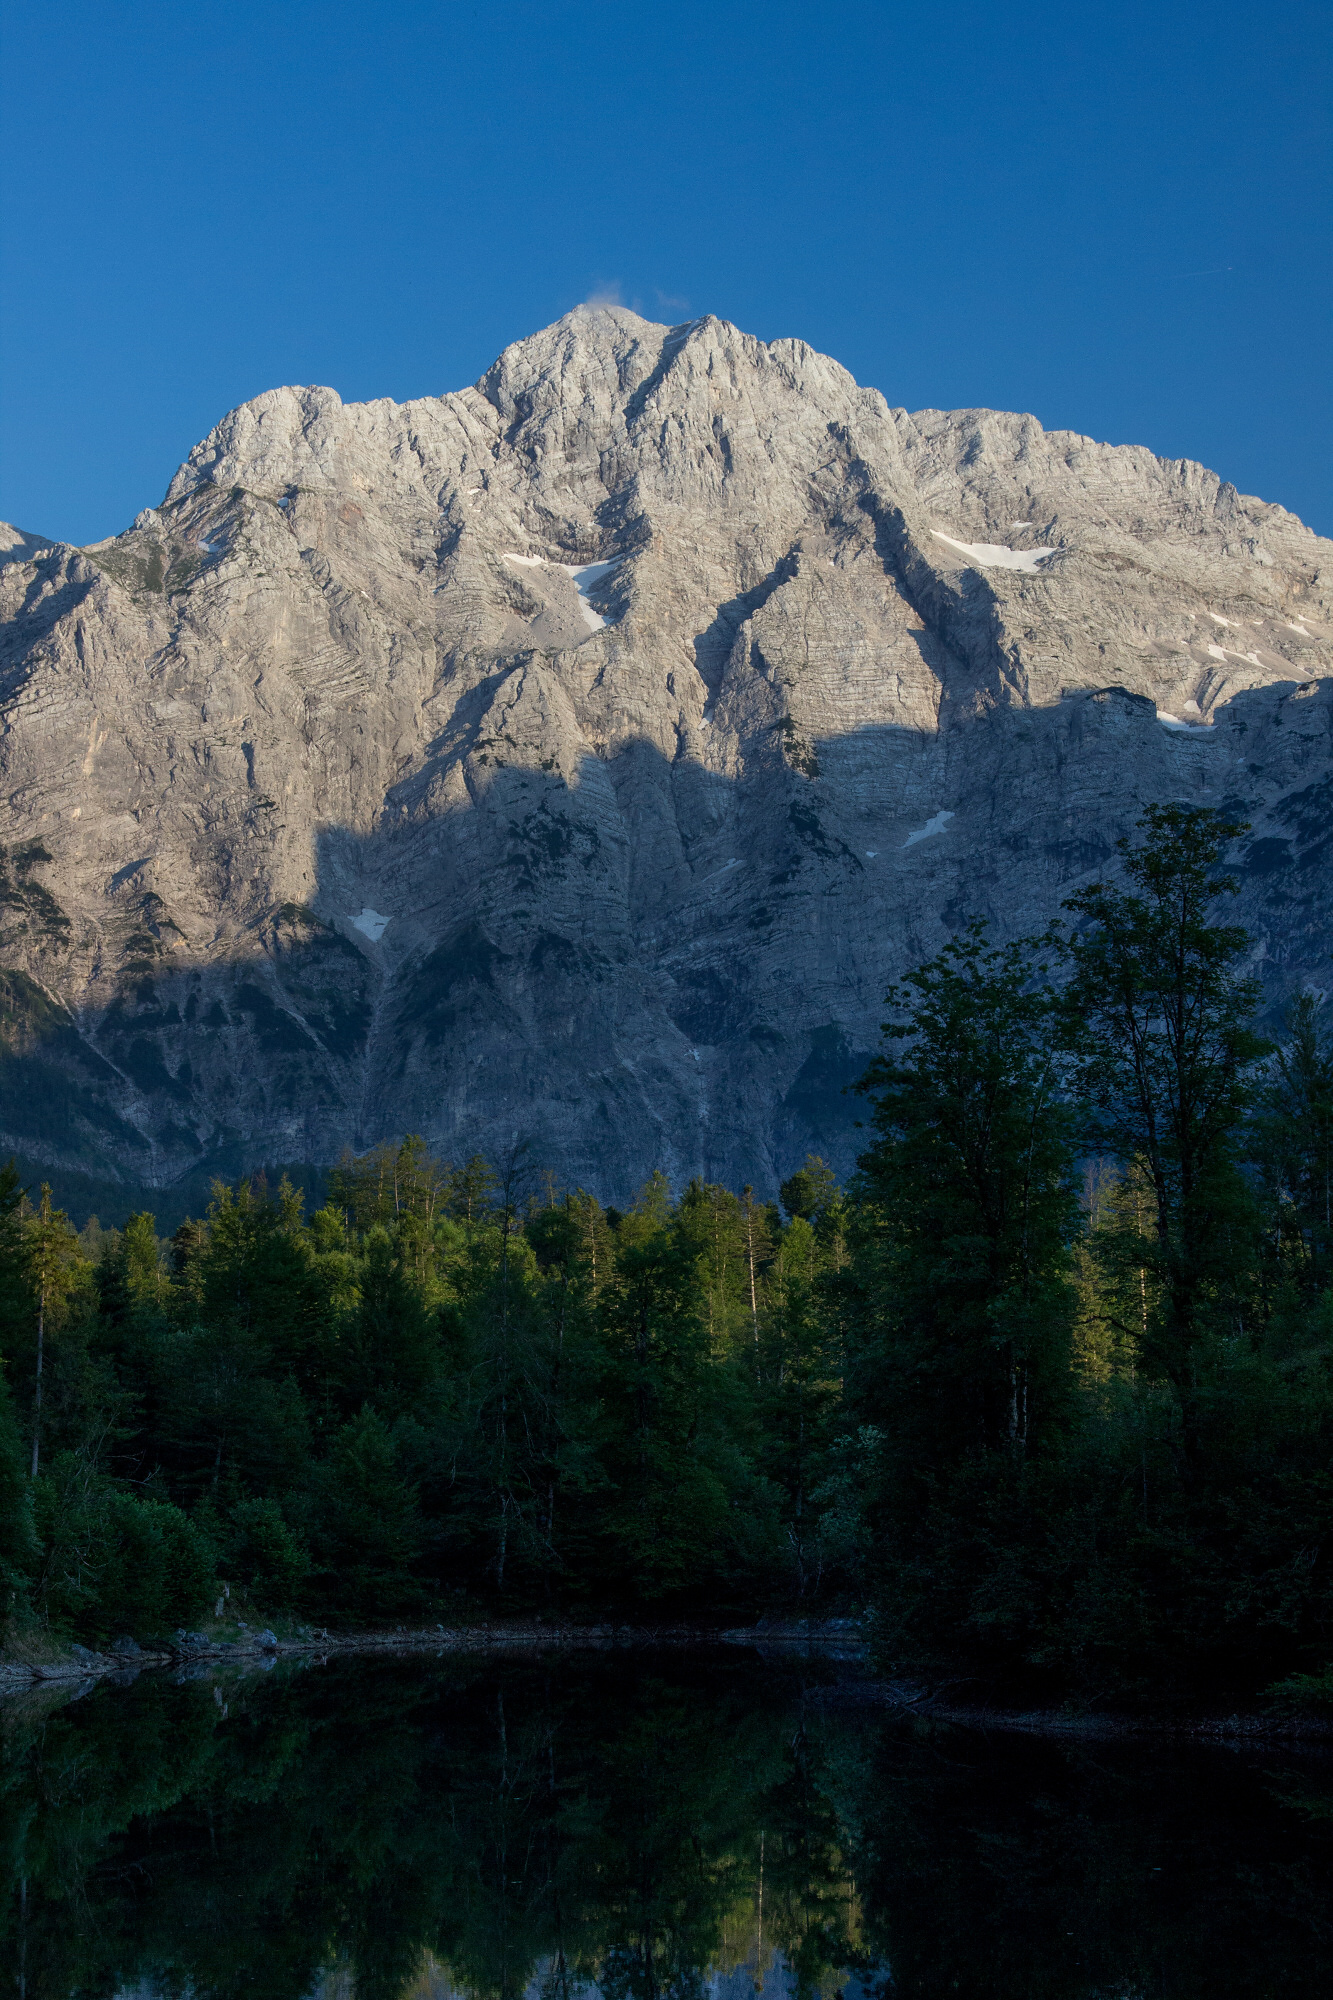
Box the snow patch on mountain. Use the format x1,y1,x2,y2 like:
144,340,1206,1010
502,552,622,630
903,810,955,848
931,531,1054,572
557,559,622,631
1157,714,1216,735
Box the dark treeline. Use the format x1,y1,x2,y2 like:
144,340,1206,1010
2,803,1333,1704
4,1656,1332,2000
0,1133,851,1638
848,804,1333,1705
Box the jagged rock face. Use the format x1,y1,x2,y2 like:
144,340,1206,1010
1,306,1331,1201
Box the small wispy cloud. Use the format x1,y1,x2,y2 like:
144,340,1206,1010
655,288,690,311
582,280,624,308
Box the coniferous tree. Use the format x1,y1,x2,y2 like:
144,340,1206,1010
1051,804,1269,1392
843,923,1080,1670
1,869,1328,1697
1250,991,1333,1299
20,1185,83,1479
0,1368,36,1623
757,1206,844,1597
850,924,1078,1452
597,1176,769,1600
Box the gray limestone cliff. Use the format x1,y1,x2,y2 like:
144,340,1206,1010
1,306,1330,1206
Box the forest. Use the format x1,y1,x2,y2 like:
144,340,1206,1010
2,803,1333,1708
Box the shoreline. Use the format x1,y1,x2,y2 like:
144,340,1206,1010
4,1623,1330,1745
0,1618,865,1691
811,1677,1333,1745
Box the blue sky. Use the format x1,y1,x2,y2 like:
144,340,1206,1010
2,0,1329,544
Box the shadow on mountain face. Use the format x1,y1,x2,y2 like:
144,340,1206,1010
3,678,1332,1224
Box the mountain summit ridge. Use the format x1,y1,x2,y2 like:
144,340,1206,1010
0,306,1330,1203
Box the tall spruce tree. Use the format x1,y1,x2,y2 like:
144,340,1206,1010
1051,804,1269,1393
844,924,1079,1669
850,923,1078,1457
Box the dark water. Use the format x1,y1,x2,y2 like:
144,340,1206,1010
2,1651,1331,1999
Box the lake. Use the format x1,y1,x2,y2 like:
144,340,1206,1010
3,1650,1330,1997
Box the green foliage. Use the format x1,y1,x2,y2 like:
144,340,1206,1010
843,809,1333,1700
852,922,1079,1455
1266,1666,1333,1715
305,1408,426,1621
32,1452,216,1640
0,1136,860,1638
1250,990,1333,1297
596,1190,740,1597
0,1369,36,1616
1050,803,1270,1385
227,1495,311,1608
327,1132,455,1230
779,1154,839,1224
2,801,1331,1696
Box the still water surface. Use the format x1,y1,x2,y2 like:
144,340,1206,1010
2,1651,1331,1998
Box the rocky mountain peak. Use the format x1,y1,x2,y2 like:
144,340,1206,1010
0,313,1330,1212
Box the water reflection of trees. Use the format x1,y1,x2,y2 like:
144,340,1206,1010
1,1658,1331,2000
1,1659,862,2000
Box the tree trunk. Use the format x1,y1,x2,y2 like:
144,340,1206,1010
743,1186,760,1377
29,1284,44,1480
